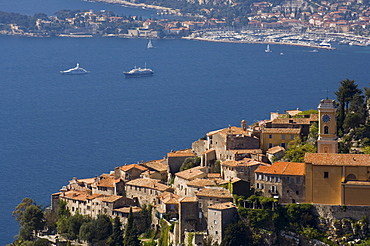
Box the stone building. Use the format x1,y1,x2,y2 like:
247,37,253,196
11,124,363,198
173,166,207,197
155,192,182,222
260,128,301,153
92,174,125,196
167,149,197,175
141,159,168,183
196,187,233,231
255,161,305,204
221,157,270,185
207,202,238,245
125,178,173,206
186,178,218,197
114,164,148,181
178,197,199,243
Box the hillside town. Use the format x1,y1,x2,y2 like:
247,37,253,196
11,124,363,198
47,98,370,245
3,0,370,47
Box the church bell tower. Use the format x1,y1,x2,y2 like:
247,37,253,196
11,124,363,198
317,99,338,153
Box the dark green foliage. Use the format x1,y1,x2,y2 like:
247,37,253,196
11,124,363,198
210,160,221,173
180,157,201,171
124,207,141,246
79,214,112,243
133,204,152,235
108,217,124,246
12,198,45,241
58,200,70,218
66,212,89,240
34,238,52,246
0,11,36,28
283,137,316,162
221,220,251,246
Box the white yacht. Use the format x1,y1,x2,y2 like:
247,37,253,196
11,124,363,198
60,63,89,75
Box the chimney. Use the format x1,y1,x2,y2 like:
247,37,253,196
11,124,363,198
241,120,246,131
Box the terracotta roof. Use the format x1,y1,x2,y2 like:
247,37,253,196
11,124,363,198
86,193,103,200
143,159,168,172
175,166,207,180
97,195,123,203
221,158,268,167
262,128,301,134
208,202,236,210
157,192,182,204
255,161,304,176
254,164,270,173
266,146,285,154
196,188,233,199
187,178,217,188
61,190,90,201
167,149,196,158
76,177,95,184
229,149,262,154
119,164,148,172
179,197,198,203
305,153,370,166
126,178,171,191
202,149,215,155
97,176,118,188
114,206,142,213
208,173,221,179
207,126,250,138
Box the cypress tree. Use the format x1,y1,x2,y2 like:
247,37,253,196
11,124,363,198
123,207,141,246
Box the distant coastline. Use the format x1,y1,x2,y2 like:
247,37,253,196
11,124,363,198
85,0,180,14
183,36,336,50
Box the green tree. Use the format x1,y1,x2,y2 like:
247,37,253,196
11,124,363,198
12,198,36,223
221,220,251,246
123,207,141,246
108,217,124,246
283,137,316,162
335,79,362,133
58,200,70,218
20,204,45,240
180,157,201,171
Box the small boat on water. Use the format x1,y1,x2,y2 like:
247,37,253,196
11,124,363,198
319,41,331,48
265,44,272,52
309,49,318,53
147,39,153,49
124,65,154,78
60,63,89,75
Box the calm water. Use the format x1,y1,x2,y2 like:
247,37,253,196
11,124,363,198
1,1,370,244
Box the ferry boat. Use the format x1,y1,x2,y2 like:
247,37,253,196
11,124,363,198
124,65,154,78
60,63,89,75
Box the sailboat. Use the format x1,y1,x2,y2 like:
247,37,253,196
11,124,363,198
265,44,272,52
147,39,153,49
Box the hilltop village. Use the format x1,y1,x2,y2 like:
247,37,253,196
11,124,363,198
49,99,370,245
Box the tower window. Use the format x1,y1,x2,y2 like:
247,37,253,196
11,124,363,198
324,126,329,134
324,172,329,178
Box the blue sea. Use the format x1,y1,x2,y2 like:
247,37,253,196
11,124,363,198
1,0,370,244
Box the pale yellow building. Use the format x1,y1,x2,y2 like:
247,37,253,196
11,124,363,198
305,153,370,205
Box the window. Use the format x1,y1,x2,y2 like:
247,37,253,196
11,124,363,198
324,126,329,134
281,143,286,148
324,172,329,178
214,220,217,224
296,191,299,195
276,177,280,182
268,143,273,148
282,135,285,140
268,134,273,139
296,177,301,184
287,177,291,183
290,135,294,140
